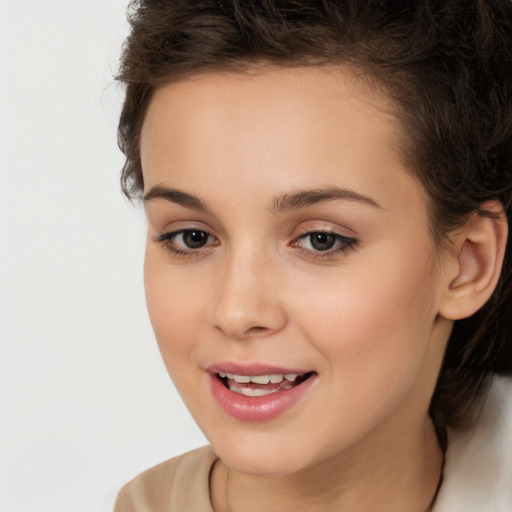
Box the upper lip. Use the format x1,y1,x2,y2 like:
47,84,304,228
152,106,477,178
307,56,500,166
206,362,313,376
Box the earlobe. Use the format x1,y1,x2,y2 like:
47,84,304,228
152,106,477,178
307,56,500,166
439,201,508,320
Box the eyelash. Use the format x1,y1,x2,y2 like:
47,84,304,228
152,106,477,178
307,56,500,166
292,231,359,260
155,229,359,260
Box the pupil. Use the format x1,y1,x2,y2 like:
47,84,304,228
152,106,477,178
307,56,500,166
184,230,207,248
310,232,335,251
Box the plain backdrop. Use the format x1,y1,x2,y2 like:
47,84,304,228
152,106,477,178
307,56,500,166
0,1,207,511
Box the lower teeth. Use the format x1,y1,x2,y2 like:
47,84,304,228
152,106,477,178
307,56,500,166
228,384,293,397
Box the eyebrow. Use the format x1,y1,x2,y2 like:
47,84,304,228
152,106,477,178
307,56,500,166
269,186,382,213
143,185,212,214
143,184,381,214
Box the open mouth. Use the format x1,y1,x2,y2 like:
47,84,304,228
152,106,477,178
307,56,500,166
217,371,316,397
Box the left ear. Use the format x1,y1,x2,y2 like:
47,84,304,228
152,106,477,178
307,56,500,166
439,201,508,320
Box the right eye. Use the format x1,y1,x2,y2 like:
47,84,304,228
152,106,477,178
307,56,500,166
155,229,219,256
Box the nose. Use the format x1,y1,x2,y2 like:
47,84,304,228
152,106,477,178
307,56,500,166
211,250,287,340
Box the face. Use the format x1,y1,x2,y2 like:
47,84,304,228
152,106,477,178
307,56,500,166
140,66,453,477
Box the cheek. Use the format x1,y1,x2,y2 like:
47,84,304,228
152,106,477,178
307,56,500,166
293,251,438,382
286,261,439,449
143,250,204,363
143,250,222,428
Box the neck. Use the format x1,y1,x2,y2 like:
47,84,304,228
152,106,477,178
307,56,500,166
210,416,443,512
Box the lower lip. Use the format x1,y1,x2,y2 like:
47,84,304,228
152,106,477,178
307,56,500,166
209,373,316,422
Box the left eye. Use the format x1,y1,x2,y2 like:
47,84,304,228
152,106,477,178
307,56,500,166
295,231,357,253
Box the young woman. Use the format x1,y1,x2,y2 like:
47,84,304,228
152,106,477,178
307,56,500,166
114,1,512,511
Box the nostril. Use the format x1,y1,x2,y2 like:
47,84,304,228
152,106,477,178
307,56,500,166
246,326,268,335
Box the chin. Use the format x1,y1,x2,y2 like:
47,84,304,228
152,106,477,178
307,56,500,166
208,431,323,477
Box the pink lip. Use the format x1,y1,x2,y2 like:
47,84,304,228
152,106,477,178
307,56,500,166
207,362,317,422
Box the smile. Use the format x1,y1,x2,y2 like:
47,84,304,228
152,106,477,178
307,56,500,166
218,372,314,397
209,366,317,421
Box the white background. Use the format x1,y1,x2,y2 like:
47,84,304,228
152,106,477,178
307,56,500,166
0,1,207,511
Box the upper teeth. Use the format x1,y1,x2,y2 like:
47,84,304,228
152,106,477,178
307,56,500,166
218,372,299,384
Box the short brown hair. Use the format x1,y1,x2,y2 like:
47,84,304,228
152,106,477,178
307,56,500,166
116,0,512,431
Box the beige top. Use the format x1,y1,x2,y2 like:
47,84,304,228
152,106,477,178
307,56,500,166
114,446,218,512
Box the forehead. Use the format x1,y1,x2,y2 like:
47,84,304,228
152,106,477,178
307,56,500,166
141,65,398,151
140,65,427,223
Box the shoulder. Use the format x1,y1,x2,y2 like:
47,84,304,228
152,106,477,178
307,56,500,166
433,376,512,511
114,445,218,512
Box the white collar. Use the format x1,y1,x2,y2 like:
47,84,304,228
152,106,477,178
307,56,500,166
433,376,512,511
